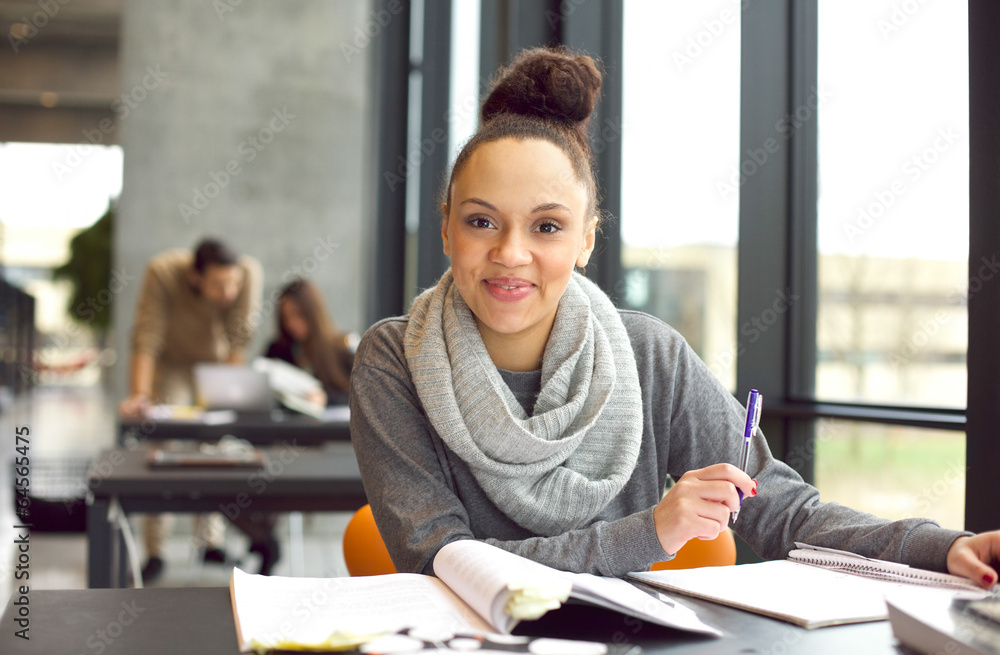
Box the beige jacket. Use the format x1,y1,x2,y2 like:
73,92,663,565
131,248,262,404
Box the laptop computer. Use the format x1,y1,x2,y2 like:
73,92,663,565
193,363,276,412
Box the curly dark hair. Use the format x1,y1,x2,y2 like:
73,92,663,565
442,46,604,222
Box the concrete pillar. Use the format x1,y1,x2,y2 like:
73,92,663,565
112,0,372,399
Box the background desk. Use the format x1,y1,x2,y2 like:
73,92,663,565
118,406,351,445
0,586,899,654
86,442,366,588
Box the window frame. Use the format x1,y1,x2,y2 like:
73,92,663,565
368,0,999,533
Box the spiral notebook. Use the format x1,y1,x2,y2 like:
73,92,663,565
787,543,984,591
629,543,990,629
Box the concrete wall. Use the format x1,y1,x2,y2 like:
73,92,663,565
112,0,372,399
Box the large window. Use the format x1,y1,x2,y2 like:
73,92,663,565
812,1,968,527
815,0,969,409
622,0,741,390
813,420,964,530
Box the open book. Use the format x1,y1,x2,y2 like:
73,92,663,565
628,543,989,629
230,539,720,652
253,357,325,418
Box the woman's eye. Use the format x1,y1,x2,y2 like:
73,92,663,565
469,217,494,229
535,221,560,234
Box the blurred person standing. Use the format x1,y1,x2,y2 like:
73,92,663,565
119,238,262,582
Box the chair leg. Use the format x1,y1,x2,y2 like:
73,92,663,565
187,540,205,584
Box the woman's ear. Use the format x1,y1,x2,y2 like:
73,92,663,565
576,216,598,268
441,204,451,256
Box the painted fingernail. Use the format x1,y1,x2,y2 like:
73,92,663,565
984,574,996,586
751,479,758,496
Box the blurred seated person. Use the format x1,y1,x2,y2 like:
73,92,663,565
119,238,262,582
232,278,356,576
264,278,354,406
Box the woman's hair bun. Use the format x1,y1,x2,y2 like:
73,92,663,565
481,47,602,130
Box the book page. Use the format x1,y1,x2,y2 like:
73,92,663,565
630,560,984,629
568,573,720,636
434,540,720,637
433,540,572,633
230,568,491,652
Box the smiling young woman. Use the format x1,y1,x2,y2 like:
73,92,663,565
442,138,596,371
350,47,1000,586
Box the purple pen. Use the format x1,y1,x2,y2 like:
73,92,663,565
732,389,761,524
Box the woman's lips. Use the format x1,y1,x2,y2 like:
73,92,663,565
482,277,535,302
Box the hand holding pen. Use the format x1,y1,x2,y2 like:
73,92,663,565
732,389,762,524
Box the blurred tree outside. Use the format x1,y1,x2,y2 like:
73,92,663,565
52,208,114,346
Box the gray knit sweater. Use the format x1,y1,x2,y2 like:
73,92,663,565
350,310,967,577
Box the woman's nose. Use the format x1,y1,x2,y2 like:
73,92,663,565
490,229,532,268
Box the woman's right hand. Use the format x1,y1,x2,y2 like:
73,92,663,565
652,463,756,557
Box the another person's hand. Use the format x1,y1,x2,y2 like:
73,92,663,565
305,388,327,407
118,393,151,418
652,463,756,557
946,531,1000,589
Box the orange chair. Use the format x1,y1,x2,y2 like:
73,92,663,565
342,503,734,576
651,529,737,570
342,504,396,576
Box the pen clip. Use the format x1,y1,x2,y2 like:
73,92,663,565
752,394,762,436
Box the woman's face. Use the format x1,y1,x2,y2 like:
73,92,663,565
442,138,596,358
280,297,309,342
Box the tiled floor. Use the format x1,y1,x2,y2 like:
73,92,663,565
0,383,351,601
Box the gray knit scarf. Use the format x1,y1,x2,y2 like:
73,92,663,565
403,269,643,536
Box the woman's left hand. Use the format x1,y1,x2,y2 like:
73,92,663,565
946,530,1000,588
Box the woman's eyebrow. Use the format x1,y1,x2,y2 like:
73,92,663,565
459,197,498,211
532,202,571,213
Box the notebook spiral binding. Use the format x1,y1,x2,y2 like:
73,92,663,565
788,550,983,592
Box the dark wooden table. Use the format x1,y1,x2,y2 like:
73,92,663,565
86,442,366,588
0,586,900,654
118,406,351,445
